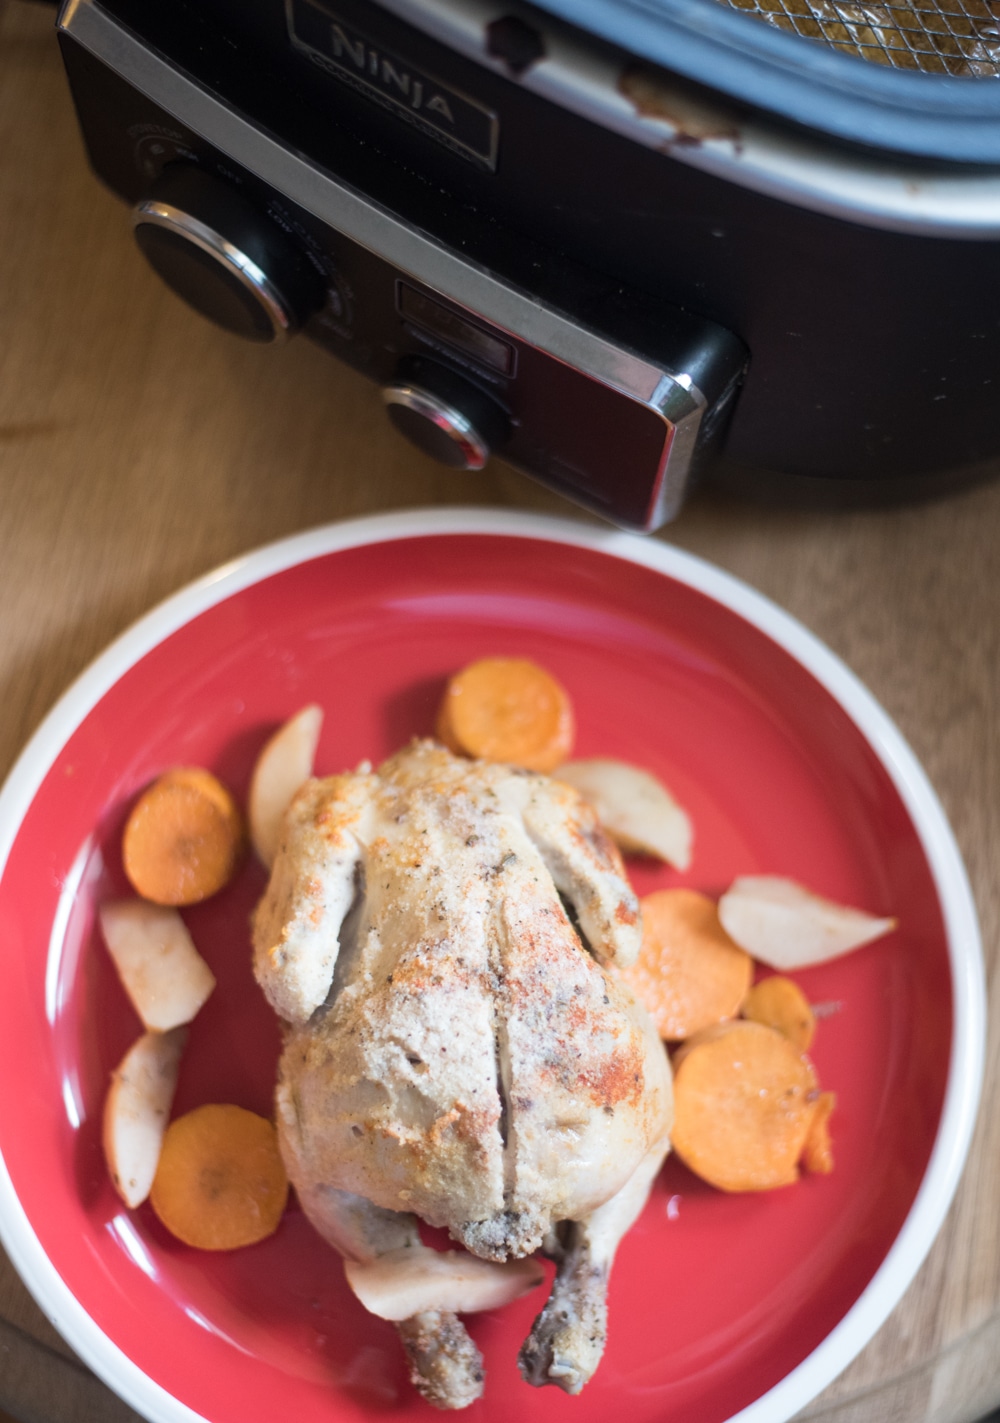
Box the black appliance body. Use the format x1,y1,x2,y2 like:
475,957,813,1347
57,0,1000,529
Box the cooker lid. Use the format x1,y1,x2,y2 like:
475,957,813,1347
532,0,1000,160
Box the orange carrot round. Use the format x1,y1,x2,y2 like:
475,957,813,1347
671,1019,819,1191
742,975,816,1051
123,767,245,905
802,1090,836,1175
436,657,574,772
150,1104,288,1249
618,889,753,1041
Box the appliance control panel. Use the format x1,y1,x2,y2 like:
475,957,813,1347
59,0,747,530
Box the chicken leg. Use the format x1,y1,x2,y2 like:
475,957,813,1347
518,1139,670,1393
295,1180,486,1410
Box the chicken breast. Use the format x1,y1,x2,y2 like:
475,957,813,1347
253,740,673,1407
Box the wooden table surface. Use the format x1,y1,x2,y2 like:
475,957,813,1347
1,4,998,1422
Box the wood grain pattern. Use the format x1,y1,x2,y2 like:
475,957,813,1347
0,3,997,1420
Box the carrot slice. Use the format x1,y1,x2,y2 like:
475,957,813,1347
150,1104,288,1249
618,889,753,1041
671,1019,819,1191
123,767,245,905
435,657,574,772
742,974,816,1051
802,1090,836,1175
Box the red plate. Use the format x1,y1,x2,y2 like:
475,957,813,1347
0,511,983,1423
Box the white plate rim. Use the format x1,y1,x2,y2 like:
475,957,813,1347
0,506,985,1423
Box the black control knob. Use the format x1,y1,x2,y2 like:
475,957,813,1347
382,359,509,470
131,167,322,343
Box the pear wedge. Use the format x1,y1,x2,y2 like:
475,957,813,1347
557,758,692,869
100,899,216,1031
249,704,324,869
718,875,896,970
344,1246,544,1322
103,1027,186,1207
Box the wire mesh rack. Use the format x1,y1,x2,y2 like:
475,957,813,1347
715,0,1000,74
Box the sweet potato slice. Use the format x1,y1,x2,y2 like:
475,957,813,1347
123,766,245,905
150,1104,288,1250
99,899,216,1031
436,657,574,772
248,704,323,869
742,975,816,1051
618,889,753,1041
103,1027,186,1208
671,1019,819,1191
802,1090,836,1175
556,758,692,870
718,875,896,970
345,1247,544,1321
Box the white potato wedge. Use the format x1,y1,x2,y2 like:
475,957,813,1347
249,704,324,869
718,875,897,970
344,1246,544,1321
103,1027,186,1208
557,757,693,870
100,900,216,1030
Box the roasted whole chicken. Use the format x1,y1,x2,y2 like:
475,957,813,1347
253,740,673,1408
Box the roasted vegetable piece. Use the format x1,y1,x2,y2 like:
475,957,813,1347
719,875,896,970
150,1104,288,1249
618,888,752,1041
123,767,244,905
103,1027,186,1207
742,974,816,1050
436,657,574,772
248,704,323,869
671,1019,820,1191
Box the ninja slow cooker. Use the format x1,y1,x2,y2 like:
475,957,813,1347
56,0,1000,528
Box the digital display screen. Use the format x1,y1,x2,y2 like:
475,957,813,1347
397,284,515,376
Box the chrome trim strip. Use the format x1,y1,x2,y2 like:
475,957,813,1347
131,200,294,339
59,0,708,528
375,0,1000,237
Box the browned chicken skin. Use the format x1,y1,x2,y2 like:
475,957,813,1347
253,741,673,1408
